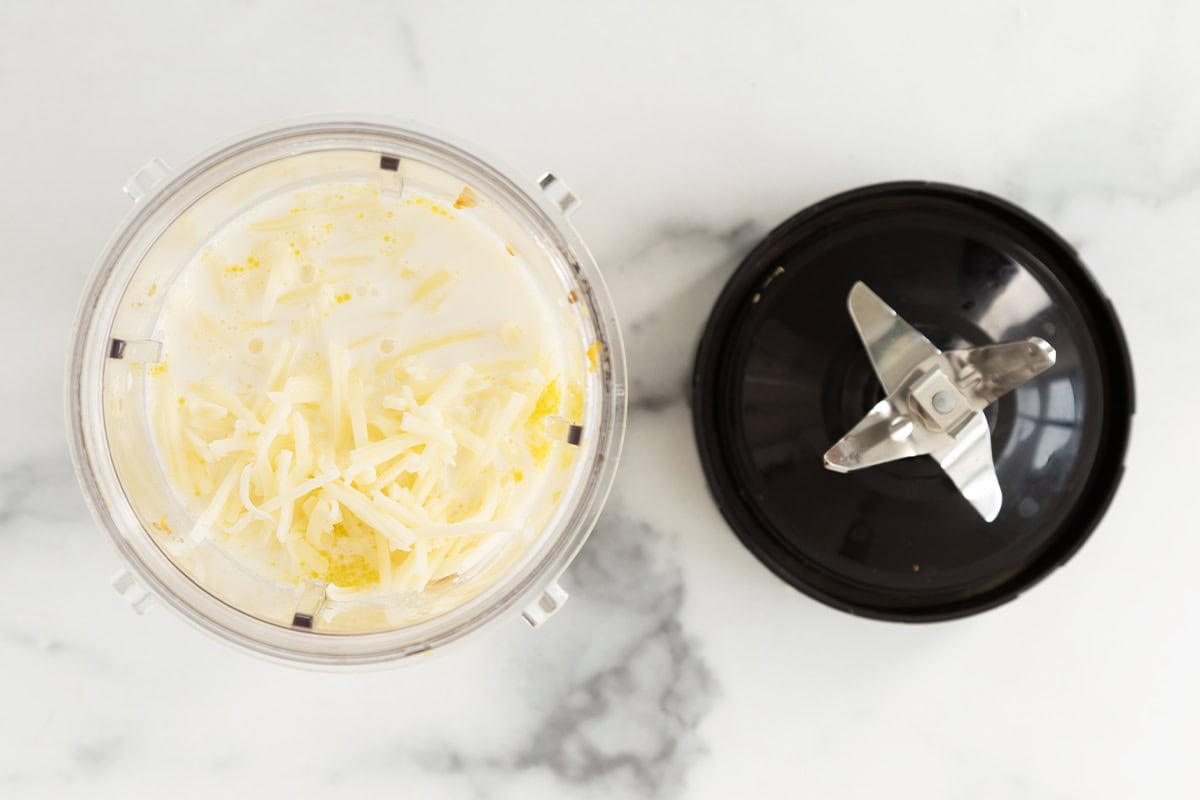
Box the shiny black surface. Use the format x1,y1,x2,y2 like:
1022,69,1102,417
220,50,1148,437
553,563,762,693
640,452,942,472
692,183,1134,621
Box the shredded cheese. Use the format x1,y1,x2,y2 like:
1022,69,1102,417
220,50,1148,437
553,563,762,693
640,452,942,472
147,180,587,602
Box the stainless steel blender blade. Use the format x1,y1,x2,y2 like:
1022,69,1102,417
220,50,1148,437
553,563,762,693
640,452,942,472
823,282,1056,522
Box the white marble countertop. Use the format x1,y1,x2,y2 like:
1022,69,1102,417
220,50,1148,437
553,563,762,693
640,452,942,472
2,1,1198,797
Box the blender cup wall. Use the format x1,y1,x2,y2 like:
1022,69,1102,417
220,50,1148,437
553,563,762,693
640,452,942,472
68,120,627,666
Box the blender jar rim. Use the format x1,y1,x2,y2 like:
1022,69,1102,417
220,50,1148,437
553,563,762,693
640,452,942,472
66,117,627,667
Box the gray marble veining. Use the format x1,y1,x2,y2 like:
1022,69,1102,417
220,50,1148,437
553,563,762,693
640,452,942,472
3,1,1200,797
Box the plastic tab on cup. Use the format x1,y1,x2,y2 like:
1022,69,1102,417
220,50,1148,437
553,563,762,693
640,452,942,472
292,581,328,629
112,569,155,614
123,157,171,202
537,173,580,215
521,582,569,628
379,154,404,197
108,338,163,363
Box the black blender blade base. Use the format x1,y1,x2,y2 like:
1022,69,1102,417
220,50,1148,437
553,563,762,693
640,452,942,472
692,182,1134,622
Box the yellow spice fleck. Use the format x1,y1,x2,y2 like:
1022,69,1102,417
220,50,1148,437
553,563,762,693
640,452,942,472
532,378,561,419
586,341,602,372
453,187,478,209
526,378,563,468
224,255,262,277
404,196,455,219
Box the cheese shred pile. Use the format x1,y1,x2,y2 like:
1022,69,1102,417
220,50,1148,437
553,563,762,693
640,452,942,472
146,182,584,596
154,349,580,593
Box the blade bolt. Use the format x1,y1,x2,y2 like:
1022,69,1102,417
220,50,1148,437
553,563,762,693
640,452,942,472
931,390,956,414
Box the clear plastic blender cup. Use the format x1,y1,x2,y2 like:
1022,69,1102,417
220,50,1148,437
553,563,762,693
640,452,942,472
66,119,626,667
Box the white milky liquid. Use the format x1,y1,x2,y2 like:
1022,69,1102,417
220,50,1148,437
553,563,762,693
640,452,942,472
145,180,585,602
